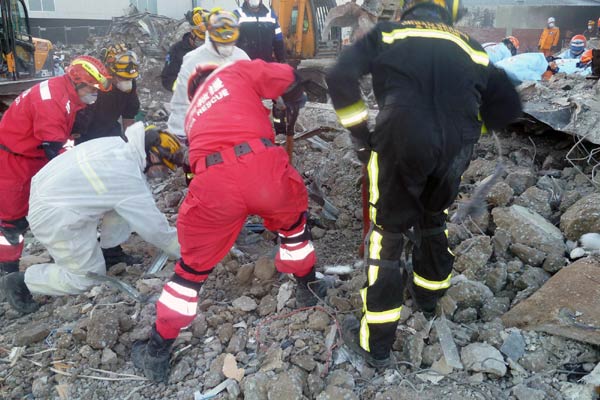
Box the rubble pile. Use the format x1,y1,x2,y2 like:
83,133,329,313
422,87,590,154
3,24,600,400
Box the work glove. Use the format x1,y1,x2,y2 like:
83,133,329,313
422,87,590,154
284,93,306,136
349,121,372,164
273,103,287,135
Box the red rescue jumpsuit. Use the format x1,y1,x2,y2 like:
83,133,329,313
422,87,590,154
0,76,85,268
154,59,315,339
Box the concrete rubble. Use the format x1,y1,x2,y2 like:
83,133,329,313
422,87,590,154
3,13,600,400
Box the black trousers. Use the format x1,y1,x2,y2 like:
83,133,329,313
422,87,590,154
358,106,474,358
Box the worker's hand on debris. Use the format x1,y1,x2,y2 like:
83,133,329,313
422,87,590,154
273,105,287,135
171,145,189,168
283,94,306,136
351,136,371,164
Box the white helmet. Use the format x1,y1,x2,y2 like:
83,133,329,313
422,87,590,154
547,17,555,24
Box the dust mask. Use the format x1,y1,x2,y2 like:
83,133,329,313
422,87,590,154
80,92,98,104
215,44,234,57
548,23,555,28
248,0,260,7
116,80,133,93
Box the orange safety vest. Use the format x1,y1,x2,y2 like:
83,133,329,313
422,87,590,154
538,27,560,50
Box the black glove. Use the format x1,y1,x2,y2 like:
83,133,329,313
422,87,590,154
284,94,306,136
273,103,287,135
352,135,371,164
39,141,64,160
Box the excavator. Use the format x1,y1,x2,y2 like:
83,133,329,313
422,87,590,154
270,0,401,101
0,0,54,109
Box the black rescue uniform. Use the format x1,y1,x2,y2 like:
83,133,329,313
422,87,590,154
73,80,140,145
327,17,521,359
161,32,197,91
234,2,286,62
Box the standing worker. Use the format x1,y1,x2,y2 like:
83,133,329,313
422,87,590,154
131,59,327,382
539,17,560,57
583,20,596,40
167,10,249,141
0,123,183,313
161,7,209,91
326,0,521,368
234,0,286,62
73,44,141,145
0,56,111,276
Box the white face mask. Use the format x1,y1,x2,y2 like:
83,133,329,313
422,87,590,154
116,79,133,93
80,92,98,104
248,0,260,7
548,23,555,28
215,44,234,57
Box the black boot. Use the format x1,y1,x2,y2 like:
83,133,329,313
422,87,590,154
102,245,143,267
0,261,19,275
295,269,329,307
0,272,39,314
342,315,393,369
131,325,174,382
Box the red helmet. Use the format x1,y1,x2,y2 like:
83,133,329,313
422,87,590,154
66,55,112,91
187,63,219,101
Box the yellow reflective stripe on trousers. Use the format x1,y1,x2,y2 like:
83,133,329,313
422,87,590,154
77,149,107,194
367,152,379,223
381,29,489,66
364,307,402,323
335,100,368,128
367,228,383,285
413,271,452,291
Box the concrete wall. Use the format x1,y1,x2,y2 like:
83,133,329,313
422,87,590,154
194,0,239,12
157,0,192,18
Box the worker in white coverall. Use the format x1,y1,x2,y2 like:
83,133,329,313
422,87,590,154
0,122,184,314
167,10,249,140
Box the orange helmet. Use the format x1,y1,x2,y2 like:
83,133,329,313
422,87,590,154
66,56,112,91
581,49,593,64
506,36,519,50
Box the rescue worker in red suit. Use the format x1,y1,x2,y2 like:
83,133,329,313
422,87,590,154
0,56,112,277
131,59,328,382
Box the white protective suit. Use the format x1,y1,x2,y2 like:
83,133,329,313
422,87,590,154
167,42,249,139
25,122,180,296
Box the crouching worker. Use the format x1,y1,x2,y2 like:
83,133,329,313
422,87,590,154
131,60,327,382
0,123,184,314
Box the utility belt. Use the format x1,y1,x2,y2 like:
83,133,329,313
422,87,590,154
193,137,275,174
0,143,45,160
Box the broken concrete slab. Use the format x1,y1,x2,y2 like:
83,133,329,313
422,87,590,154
492,205,565,255
502,257,600,345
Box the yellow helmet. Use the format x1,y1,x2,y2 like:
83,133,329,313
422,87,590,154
103,44,140,79
144,126,183,171
187,7,209,40
207,11,240,44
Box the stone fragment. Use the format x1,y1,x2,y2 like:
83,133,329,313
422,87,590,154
560,193,600,240
233,296,258,312
316,386,359,400
492,228,511,259
86,312,119,349
485,263,508,293
460,343,507,377
217,322,234,344
505,169,536,195
308,310,330,331
261,346,283,372
486,181,513,207
327,370,355,390
515,186,552,219
242,372,269,400
13,323,51,346
500,330,525,361
226,330,247,354
514,266,550,291
480,297,510,322
446,278,493,309
267,371,303,400
291,354,317,372
254,256,276,280
236,263,255,284
510,243,545,267
492,205,565,255
453,236,492,274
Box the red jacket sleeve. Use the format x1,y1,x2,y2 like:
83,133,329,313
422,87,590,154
32,96,72,144
245,59,294,100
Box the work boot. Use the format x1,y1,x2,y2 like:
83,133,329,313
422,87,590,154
295,269,329,307
0,272,39,314
131,325,174,383
342,315,393,370
102,245,143,267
